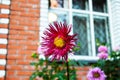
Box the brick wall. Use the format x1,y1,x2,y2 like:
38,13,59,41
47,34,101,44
5,0,40,80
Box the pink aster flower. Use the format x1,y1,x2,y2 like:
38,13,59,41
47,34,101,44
41,22,77,61
87,67,106,80
98,45,108,53
98,52,108,60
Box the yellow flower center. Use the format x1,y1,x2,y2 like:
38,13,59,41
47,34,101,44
54,37,65,48
93,72,100,78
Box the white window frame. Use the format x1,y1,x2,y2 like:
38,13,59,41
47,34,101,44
40,0,112,61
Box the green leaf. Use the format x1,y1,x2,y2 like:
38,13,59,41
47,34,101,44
29,72,37,80
31,53,38,58
30,62,37,66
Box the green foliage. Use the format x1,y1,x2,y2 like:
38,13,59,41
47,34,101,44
92,50,120,80
30,53,78,80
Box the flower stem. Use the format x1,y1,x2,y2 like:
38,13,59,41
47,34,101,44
66,61,69,80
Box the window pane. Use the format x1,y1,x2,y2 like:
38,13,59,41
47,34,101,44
48,11,69,23
73,13,91,55
92,0,107,13
49,0,69,9
72,0,89,10
94,16,110,53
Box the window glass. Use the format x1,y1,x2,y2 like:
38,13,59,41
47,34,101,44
48,11,69,23
94,16,110,53
49,0,69,9
92,0,107,13
72,0,89,10
73,13,91,55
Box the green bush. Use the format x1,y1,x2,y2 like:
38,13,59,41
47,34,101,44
30,53,77,80
92,50,120,80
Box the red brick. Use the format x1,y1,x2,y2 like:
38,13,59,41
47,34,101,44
0,77,4,80
7,55,24,60
28,9,40,14
76,77,82,80
11,11,39,17
20,12,39,17
8,45,25,50
16,60,31,65
76,66,90,71
84,66,91,71
7,65,23,70
8,40,38,46
10,19,39,26
18,40,38,46
76,71,87,76
20,3,40,9
6,77,21,80
19,20,39,26
0,66,5,70
23,66,35,70
26,45,38,50
8,40,18,45
0,54,6,59
7,60,16,65
7,71,15,76
11,6,25,11
19,50,35,54
9,30,29,35
8,50,17,55
0,24,8,28
10,15,39,21
27,0,40,4
25,55,35,60
0,4,9,9
0,34,8,38
9,34,38,41
9,19,19,25
0,44,7,48
0,14,9,18
8,35,26,40
21,77,30,80
11,11,21,16
17,71,33,76
9,24,39,31
12,0,27,3
11,2,35,9
27,36,39,40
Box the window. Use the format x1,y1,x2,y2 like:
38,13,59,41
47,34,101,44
41,0,111,61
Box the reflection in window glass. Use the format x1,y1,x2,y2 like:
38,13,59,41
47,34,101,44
93,0,107,13
72,0,89,10
48,11,68,23
73,14,90,55
94,16,110,53
49,0,69,8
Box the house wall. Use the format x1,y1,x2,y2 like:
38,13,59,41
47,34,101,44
1,0,120,80
111,0,120,48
